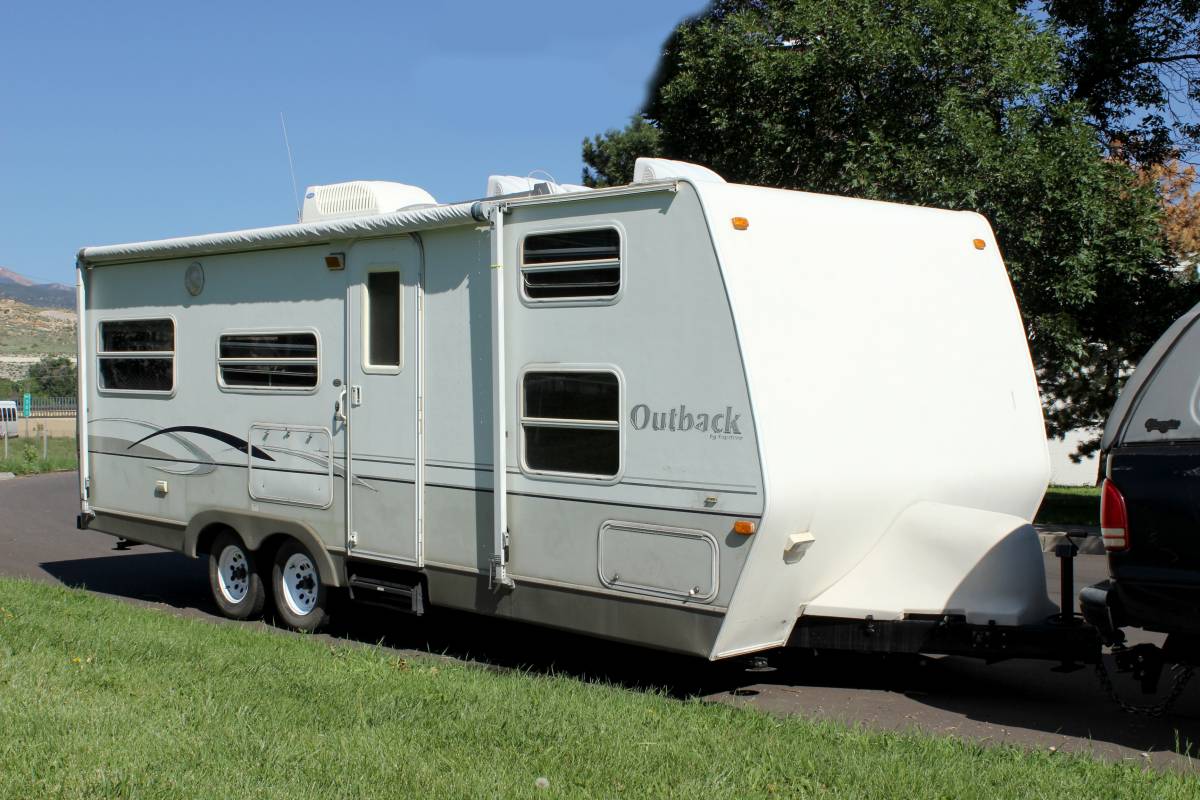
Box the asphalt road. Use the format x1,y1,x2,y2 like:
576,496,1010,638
2,472,1198,772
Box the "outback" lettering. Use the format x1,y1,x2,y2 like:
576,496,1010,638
629,404,742,435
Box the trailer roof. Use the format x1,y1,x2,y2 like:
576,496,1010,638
77,181,679,267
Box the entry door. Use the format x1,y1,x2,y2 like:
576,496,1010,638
345,239,423,565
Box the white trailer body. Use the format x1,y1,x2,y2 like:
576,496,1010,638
75,159,1054,658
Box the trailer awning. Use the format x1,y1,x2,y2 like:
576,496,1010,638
77,201,484,266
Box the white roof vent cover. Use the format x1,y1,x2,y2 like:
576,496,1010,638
486,175,592,198
301,181,437,223
632,157,726,184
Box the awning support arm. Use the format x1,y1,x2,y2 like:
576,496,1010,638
489,204,514,589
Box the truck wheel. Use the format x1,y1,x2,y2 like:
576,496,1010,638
271,539,329,632
208,531,266,620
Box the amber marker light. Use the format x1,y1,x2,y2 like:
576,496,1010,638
325,252,346,270
732,216,750,230
973,238,986,250
733,520,757,536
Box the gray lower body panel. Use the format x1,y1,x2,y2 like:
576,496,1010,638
83,452,740,658
425,564,724,657
88,510,187,551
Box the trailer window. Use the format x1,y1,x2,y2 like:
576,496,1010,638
521,370,620,477
365,271,401,369
98,318,175,393
218,332,318,391
521,229,621,301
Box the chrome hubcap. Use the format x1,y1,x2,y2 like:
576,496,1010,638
217,545,250,604
281,553,318,616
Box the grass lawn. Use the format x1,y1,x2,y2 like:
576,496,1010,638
1,580,1197,798
0,330,76,356
0,436,77,475
1035,485,1102,527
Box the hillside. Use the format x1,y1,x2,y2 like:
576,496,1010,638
0,298,77,359
0,267,74,309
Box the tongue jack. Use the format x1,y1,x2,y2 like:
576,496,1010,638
1050,539,1083,673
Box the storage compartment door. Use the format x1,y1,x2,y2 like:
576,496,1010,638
598,521,718,602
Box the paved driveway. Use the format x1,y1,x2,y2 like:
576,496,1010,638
1,471,1197,771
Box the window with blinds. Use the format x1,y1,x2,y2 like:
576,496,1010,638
521,228,621,302
218,331,319,391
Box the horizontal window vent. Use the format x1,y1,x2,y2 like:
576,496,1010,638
219,332,318,391
521,229,621,301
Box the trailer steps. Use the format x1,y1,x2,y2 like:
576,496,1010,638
347,564,425,616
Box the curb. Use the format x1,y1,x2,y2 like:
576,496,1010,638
1035,525,1104,555
0,472,14,481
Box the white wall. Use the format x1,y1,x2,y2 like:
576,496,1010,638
1047,428,1101,486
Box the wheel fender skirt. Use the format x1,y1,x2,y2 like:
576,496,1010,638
183,509,344,587
802,501,1056,627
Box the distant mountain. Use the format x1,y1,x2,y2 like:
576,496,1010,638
0,267,36,286
0,267,73,309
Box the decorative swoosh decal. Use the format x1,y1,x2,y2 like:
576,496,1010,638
128,426,275,462
92,419,218,475
263,445,377,491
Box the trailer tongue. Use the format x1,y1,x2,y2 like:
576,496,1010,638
786,541,1196,716
789,540,1100,668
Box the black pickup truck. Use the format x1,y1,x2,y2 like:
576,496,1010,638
1081,303,1200,664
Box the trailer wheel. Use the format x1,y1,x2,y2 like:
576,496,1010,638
271,539,329,632
208,531,266,620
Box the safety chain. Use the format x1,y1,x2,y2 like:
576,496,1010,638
1094,657,1195,717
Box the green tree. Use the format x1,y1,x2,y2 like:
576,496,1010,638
583,0,1200,452
0,377,22,399
1043,0,1200,164
581,117,662,187
27,356,76,397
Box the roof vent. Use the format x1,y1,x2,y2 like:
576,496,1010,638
486,175,591,198
300,181,437,224
632,158,725,184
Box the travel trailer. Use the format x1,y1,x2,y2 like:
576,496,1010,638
75,158,1082,661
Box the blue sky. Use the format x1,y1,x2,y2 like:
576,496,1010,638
0,1,705,284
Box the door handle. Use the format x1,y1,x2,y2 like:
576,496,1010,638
335,388,348,422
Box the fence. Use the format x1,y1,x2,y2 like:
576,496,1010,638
2,396,77,417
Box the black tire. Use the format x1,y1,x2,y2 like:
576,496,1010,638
270,539,330,632
207,530,266,620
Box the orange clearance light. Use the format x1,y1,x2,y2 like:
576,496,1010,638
731,216,750,231
972,238,986,250
325,252,346,270
733,520,757,536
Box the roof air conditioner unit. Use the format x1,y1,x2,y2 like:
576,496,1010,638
300,181,437,224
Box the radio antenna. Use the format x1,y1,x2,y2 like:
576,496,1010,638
279,111,301,222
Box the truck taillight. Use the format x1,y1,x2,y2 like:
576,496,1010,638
1100,479,1129,553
